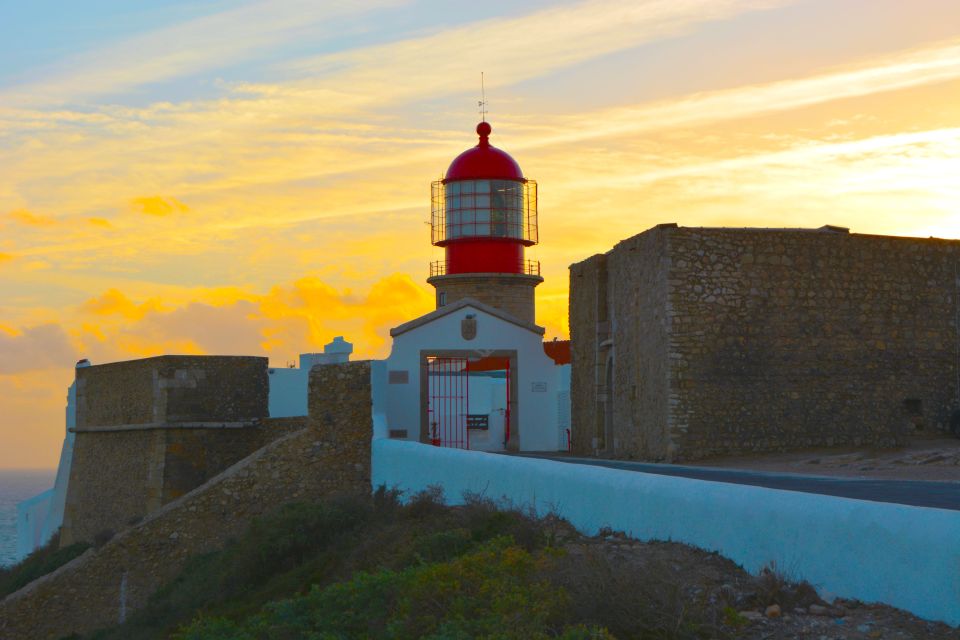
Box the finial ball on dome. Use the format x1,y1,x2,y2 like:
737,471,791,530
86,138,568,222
476,121,492,137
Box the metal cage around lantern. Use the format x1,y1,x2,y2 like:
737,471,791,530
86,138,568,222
431,179,538,246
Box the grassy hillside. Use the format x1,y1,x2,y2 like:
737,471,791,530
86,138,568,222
75,487,733,640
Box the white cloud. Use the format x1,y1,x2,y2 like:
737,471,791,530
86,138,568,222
511,39,960,150
0,324,79,373
0,0,406,107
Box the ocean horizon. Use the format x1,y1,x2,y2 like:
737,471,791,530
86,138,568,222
0,469,57,568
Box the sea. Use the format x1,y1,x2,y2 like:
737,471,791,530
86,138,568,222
0,469,56,567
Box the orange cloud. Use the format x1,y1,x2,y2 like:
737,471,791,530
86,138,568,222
73,273,436,367
88,217,112,227
8,209,56,226
0,252,13,264
131,196,189,216
81,288,164,320
360,273,435,351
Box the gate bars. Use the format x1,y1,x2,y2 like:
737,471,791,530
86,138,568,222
427,356,469,449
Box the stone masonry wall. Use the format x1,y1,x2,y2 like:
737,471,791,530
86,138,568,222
60,429,164,546
666,228,960,459
61,356,274,546
569,226,675,458
76,355,268,428
161,417,307,503
429,273,541,324
574,225,960,461
607,227,673,459
60,418,306,546
0,361,373,640
569,254,604,454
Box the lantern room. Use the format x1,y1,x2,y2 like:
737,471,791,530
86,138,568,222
428,122,543,324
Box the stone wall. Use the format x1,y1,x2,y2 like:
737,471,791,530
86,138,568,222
607,227,674,459
60,418,306,546
668,228,960,459
0,361,373,640
76,355,268,428
570,225,960,461
428,273,542,323
569,254,604,454
61,356,276,546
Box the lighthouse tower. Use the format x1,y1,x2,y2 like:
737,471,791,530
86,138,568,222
428,122,542,324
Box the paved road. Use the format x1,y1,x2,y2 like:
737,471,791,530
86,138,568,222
515,454,960,511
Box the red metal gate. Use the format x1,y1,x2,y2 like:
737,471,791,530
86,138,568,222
427,357,469,449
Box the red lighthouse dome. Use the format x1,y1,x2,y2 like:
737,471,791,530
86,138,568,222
444,122,524,181
428,122,542,324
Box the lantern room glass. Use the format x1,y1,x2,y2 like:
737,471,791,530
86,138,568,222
445,179,525,240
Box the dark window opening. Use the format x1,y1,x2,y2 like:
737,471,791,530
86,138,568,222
903,398,923,416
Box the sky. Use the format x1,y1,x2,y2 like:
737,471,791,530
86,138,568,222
1,0,959,468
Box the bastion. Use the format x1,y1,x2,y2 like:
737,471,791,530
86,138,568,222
570,224,960,461
59,355,304,546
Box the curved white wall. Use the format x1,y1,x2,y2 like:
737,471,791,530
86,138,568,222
372,438,960,626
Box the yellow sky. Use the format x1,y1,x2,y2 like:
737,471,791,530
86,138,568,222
1,0,959,468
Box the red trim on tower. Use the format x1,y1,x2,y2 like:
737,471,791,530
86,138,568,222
446,239,523,274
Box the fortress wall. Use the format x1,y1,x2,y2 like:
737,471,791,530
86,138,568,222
568,254,604,454
75,358,155,428
160,417,307,503
607,227,673,459
666,229,960,459
571,225,960,461
61,421,306,547
60,429,164,546
0,362,373,640
75,355,269,428
569,226,674,458
61,356,276,546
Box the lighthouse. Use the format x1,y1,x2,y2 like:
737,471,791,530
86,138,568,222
428,122,542,324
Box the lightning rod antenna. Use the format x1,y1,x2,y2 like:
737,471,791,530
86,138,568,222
479,72,487,122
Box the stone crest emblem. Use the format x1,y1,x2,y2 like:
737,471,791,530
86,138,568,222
461,314,477,341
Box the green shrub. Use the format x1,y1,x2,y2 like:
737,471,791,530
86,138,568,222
175,537,580,640
0,532,89,599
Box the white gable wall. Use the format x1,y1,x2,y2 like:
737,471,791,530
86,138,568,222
385,304,562,451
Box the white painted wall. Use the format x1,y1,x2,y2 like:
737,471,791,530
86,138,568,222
16,490,53,559
463,375,507,452
268,367,307,418
372,438,960,627
556,364,570,451
269,337,355,418
384,304,563,451
16,372,80,560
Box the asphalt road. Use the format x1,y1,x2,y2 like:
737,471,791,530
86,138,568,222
516,454,960,511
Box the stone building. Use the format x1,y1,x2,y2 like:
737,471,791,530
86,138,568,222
60,355,304,546
570,223,960,461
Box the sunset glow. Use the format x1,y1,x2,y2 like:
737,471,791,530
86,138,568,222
2,0,959,467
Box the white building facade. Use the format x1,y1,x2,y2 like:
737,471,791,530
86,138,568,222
382,298,568,452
